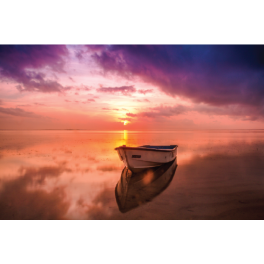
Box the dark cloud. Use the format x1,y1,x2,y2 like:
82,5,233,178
97,85,136,96
0,106,42,118
87,45,264,113
0,164,71,219
0,45,71,93
138,89,153,95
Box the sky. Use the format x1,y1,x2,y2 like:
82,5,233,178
0,45,264,130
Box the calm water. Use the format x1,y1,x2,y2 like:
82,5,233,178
1,130,264,220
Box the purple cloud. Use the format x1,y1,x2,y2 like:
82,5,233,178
0,45,70,93
97,85,136,96
87,45,264,111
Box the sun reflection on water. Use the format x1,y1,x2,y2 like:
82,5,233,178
123,130,128,141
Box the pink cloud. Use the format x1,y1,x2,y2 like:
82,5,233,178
138,89,153,95
97,85,136,96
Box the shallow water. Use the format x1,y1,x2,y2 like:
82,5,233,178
1,130,264,220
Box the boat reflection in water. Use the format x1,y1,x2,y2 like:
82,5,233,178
115,158,177,213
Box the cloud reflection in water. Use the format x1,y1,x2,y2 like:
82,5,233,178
0,164,71,219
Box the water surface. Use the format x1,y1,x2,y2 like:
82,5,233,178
1,130,264,220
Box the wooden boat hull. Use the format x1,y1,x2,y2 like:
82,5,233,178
115,145,177,173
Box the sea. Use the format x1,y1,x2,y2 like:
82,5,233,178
1,129,264,220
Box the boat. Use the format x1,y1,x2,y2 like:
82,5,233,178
115,159,177,213
114,144,178,173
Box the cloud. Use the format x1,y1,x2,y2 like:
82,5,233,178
126,103,264,121
138,89,153,95
97,85,136,96
72,84,91,91
102,107,119,111
87,45,264,112
16,104,32,107
134,99,150,102
126,105,187,119
0,106,42,118
0,164,71,219
126,112,137,117
81,99,96,104
0,45,71,93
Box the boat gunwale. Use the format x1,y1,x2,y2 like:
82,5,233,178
114,146,178,152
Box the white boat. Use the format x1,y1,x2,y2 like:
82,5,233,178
115,144,178,173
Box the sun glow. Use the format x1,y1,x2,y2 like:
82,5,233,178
124,121,128,125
